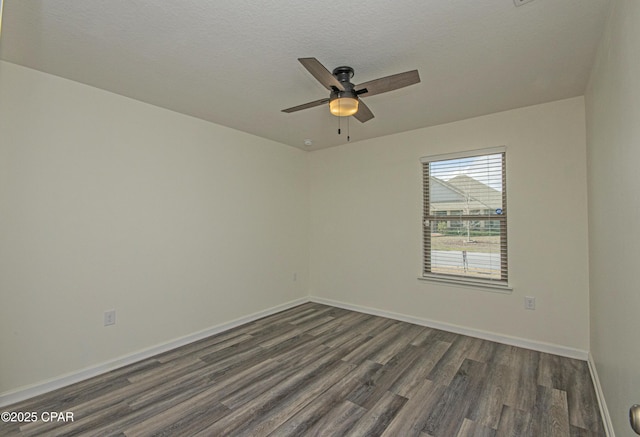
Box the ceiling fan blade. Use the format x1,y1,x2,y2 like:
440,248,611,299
353,100,374,123
355,70,420,98
298,58,345,91
281,97,330,113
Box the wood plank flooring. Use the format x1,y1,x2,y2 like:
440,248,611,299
0,303,605,436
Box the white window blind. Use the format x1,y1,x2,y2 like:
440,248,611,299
421,148,508,285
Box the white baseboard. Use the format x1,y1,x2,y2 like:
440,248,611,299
309,296,589,360
0,297,308,408
588,353,616,437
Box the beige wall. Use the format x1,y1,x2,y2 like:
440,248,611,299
586,0,640,434
0,61,309,394
309,97,590,351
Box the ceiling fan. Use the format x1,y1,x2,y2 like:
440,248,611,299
282,58,420,123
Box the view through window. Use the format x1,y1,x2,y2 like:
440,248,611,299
422,149,507,284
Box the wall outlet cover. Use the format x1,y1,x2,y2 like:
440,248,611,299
524,296,536,310
104,310,116,326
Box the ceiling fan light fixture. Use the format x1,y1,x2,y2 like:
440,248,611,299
329,93,359,117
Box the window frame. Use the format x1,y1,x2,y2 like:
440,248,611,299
420,147,510,291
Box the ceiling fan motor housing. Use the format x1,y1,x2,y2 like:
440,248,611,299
332,66,355,83
330,66,357,97
329,66,359,116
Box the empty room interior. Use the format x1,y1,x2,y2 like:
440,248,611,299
0,0,638,436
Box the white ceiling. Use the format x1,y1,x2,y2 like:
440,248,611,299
0,0,611,150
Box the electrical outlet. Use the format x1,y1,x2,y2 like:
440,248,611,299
524,296,536,310
104,310,116,326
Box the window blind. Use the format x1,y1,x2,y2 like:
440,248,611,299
422,149,507,284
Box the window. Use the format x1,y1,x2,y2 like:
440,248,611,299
421,148,507,287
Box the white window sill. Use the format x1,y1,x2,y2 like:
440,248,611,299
418,274,513,294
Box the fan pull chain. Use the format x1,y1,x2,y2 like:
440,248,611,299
337,99,341,135
334,100,350,142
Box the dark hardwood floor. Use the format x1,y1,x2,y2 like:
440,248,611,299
0,302,605,436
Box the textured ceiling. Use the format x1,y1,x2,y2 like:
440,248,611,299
0,0,611,150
